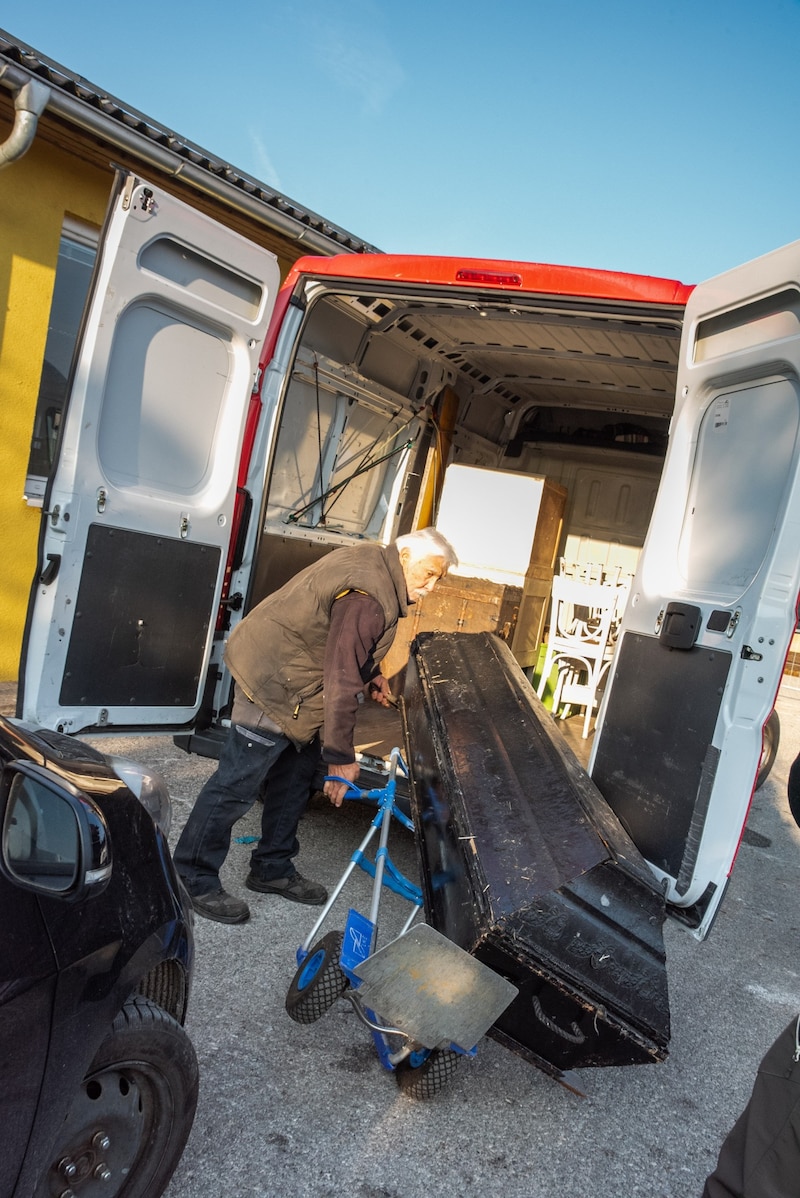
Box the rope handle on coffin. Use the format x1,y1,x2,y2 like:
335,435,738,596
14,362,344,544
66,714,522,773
531,995,586,1044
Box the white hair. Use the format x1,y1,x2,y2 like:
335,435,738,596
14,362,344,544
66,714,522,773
394,527,458,568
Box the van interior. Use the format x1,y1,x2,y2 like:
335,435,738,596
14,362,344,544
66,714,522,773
222,271,687,767
256,279,683,584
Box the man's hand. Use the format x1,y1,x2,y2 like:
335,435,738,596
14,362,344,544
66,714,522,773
368,675,396,708
323,760,360,808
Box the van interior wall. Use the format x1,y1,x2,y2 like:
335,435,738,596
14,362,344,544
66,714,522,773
252,287,679,612
516,445,662,578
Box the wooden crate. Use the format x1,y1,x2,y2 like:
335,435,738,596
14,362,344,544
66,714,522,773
381,574,521,694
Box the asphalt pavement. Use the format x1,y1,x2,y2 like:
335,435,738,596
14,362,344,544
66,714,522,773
83,679,800,1198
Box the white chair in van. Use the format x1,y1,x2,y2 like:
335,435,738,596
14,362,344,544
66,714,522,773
536,574,622,738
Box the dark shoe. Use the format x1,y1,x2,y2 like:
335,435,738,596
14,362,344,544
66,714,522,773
245,871,327,905
190,887,250,924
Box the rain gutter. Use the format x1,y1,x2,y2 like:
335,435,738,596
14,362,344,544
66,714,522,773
0,51,376,255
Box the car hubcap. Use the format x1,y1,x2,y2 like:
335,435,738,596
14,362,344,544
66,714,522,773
40,1066,150,1195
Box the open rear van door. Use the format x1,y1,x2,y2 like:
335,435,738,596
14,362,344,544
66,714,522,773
19,174,280,734
591,240,800,938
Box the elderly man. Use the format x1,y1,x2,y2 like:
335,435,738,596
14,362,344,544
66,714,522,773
173,527,457,923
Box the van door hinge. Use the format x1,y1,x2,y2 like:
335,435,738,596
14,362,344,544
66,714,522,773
121,174,137,210
96,487,107,513
49,504,72,531
180,514,190,539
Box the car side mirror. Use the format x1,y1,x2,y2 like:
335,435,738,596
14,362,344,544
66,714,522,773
0,760,112,899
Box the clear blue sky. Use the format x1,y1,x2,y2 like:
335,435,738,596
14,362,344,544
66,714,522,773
4,1,800,284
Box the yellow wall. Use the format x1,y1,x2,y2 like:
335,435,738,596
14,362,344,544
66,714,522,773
0,139,108,680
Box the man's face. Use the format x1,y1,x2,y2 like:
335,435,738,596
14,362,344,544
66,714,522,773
399,551,447,602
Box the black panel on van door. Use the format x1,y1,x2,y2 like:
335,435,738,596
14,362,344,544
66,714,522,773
60,524,220,708
592,633,731,885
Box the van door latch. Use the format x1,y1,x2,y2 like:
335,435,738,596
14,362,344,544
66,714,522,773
96,488,107,513
220,592,243,611
741,645,763,661
180,514,190,539
658,602,701,650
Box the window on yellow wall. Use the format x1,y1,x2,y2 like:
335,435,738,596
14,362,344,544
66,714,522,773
24,216,98,506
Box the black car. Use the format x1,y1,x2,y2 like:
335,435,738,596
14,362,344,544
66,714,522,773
0,716,198,1198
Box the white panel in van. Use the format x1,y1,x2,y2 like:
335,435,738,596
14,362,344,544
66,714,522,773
434,464,546,586
570,464,658,544
98,302,231,494
677,377,799,595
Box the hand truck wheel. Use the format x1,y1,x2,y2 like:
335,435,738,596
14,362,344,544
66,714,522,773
394,1047,462,1099
285,931,347,1024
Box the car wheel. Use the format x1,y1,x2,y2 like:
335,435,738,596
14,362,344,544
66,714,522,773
35,995,198,1198
788,749,800,828
285,930,347,1024
394,1047,462,1099
756,709,780,791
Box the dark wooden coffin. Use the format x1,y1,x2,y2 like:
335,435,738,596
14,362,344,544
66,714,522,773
403,631,670,1085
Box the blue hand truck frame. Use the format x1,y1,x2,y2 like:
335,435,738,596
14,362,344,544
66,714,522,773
285,747,477,1098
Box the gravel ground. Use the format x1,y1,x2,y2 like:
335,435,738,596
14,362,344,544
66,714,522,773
75,680,800,1198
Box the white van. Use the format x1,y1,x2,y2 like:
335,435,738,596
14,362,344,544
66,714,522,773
19,172,800,940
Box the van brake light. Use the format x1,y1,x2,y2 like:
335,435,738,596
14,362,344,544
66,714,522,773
456,269,523,286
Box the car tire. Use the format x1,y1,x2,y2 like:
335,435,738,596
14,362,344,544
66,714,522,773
285,931,347,1024
788,749,800,828
756,709,780,791
36,995,198,1198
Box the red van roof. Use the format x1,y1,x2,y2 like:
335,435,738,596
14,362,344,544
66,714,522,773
282,252,694,306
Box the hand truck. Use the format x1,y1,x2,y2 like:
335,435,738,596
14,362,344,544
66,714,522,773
284,748,517,1099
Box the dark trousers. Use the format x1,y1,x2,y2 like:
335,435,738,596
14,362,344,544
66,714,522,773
173,702,320,896
703,1015,800,1198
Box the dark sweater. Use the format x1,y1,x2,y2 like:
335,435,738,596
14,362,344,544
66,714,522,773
321,591,386,764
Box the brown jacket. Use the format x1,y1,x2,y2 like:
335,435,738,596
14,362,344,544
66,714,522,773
224,543,409,745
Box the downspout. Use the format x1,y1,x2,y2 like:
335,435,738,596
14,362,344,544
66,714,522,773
0,66,50,169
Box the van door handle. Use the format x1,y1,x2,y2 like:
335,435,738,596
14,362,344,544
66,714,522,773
40,553,61,585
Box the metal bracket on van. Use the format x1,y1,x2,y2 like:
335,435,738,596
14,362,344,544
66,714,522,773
50,503,72,532
740,645,763,662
